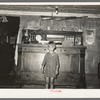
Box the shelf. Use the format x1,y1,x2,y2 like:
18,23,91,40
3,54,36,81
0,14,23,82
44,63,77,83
23,29,83,36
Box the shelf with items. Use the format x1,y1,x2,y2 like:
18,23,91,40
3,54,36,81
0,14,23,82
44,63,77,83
21,29,83,47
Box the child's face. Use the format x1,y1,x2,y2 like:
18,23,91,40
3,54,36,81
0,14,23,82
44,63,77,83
48,45,55,52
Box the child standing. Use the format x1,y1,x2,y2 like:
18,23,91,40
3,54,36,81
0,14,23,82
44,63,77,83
41,41,60,89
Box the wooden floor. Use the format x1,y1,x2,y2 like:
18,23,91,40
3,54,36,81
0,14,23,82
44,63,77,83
0,73,99,89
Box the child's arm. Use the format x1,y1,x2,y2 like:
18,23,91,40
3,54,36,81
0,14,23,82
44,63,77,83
56,54,60,75
56,66,59,75
41,54,47,74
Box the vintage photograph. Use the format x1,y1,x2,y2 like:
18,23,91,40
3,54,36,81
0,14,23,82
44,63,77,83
0,3,100,89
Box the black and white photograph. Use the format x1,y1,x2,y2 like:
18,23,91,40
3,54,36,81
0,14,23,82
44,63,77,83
0,3,100,91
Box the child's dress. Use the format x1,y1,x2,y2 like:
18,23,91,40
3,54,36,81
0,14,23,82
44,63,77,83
42,52,60,78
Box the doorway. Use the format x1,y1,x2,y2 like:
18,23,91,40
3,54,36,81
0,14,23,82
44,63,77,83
0,16,20,84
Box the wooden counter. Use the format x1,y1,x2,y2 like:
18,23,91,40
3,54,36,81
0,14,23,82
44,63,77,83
16,44,86,88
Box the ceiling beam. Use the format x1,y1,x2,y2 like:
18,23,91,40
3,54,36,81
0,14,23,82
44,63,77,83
0,10,100,18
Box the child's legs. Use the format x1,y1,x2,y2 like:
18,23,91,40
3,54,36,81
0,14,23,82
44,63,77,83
45,77,50,89
50,77,54,89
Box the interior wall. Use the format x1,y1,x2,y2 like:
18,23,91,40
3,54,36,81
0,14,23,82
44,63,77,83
20,16,100,75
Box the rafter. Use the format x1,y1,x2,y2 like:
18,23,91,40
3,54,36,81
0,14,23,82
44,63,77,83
0,10,100,18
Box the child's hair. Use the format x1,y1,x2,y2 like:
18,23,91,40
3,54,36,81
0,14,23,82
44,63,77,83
48,41,56,50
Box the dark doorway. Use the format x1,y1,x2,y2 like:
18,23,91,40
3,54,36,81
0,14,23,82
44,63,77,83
0,16,20,83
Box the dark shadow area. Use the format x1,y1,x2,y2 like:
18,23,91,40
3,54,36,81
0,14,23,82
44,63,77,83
0,16,20,88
